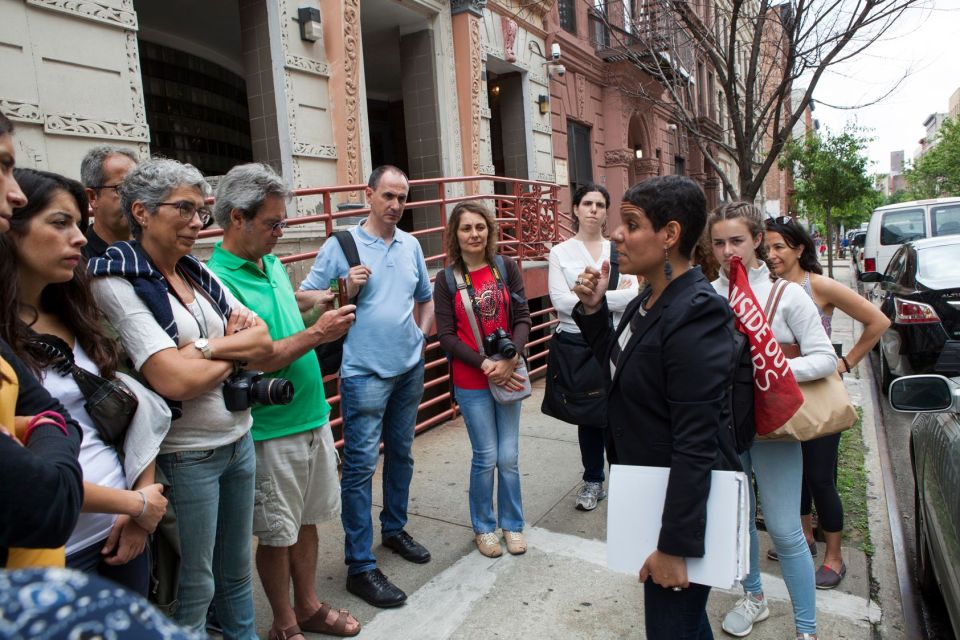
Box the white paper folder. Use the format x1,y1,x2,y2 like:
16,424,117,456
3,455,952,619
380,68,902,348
606,464,750,590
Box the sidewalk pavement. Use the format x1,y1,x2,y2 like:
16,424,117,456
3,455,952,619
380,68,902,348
251,259,899,639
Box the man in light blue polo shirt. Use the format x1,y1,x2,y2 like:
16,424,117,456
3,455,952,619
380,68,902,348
300,165,434,608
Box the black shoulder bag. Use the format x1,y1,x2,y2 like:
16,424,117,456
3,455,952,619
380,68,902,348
315,230,362,375
27,334,138,449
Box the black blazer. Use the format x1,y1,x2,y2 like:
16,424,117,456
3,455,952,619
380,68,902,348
573,267,736,558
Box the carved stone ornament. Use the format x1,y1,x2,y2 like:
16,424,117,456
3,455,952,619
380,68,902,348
26,0,138,29
604,149,634,167
576,73,586,120
292,141,337,159
451,0,485,17
501,17,518,63
0,99,42,123
44,113,149,141
125,31,148,131
469,17,482,173
285,55,330,77
344,0,361,184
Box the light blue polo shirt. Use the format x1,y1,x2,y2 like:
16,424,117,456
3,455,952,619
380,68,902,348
300,223,432,379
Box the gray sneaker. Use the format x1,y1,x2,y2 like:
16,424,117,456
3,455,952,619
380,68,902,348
721,592,769,637
575,481,607,511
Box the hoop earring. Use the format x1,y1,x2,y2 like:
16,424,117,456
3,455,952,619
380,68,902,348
663,247,673,281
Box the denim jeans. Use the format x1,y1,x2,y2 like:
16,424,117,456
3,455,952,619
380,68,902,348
66,535,150,597
578,425,607,483
741,440,816,635
339,361,424,575
455,386,524,534
644,580,713,640
157,432,256,639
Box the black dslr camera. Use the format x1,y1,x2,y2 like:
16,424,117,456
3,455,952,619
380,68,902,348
483,328,518,360
223,371,294,412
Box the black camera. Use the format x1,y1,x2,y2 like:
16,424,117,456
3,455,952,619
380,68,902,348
483,328,518,360
223,371,294,412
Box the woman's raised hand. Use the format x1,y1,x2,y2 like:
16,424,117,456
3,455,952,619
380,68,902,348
573,262,610,313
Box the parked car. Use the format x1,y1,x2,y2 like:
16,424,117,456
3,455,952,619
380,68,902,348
862,197,960,296
851,231,866,277
859,236,960,391
889,374,960,639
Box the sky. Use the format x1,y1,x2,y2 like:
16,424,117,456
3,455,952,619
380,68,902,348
810,1,960,175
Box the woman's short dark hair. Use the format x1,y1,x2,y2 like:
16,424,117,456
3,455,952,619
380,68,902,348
764,217,823,275
622,176,706,257
445,200,498,270
0,168,118,378
570,183,610,232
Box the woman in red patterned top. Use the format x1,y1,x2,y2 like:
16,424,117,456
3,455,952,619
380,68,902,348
433,201,531,558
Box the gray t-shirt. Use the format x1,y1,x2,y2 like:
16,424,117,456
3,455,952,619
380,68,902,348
91,273,253,454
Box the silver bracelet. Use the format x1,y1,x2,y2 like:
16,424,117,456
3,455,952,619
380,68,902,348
135,490,148,520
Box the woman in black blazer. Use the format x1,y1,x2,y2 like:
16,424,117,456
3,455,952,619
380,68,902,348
572,175,736,640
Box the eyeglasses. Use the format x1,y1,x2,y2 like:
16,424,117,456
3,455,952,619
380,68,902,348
158,201,212,225
770,215,797,226
265,220,288,234
92,184,121,193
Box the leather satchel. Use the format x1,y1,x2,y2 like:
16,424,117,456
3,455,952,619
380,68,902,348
540,331,607,426
757,286,857,442
28,334,138,448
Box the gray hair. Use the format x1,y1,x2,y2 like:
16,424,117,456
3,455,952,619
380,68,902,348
119,158,210,240
79,145,139,188
213,163,290,228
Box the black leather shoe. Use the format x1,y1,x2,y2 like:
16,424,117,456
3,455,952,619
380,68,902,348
346,568,407,608
382,530,431,564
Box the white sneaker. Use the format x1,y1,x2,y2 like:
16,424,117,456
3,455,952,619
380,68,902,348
575,481,607,511
721,592,769,637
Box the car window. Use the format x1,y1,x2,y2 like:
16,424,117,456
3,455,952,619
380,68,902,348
917,243,960,280
880,208,925,245
932,203,960,237
885,247,906,280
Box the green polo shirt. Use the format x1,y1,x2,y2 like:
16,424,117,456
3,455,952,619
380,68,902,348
207,242,330,442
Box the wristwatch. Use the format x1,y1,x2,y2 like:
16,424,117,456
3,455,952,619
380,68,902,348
194,338,213,360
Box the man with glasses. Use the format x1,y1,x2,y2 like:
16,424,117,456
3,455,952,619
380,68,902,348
80,145,138,258
206,163,361,638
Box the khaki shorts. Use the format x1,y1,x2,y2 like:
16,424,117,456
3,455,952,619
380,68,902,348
253,425,341,547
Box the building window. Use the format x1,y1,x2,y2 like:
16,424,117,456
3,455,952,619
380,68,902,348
559,0,577,34
567,121,593,194
139,40,252,177
674,156,685,176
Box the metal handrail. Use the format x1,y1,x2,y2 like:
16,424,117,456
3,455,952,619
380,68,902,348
198,174,566,445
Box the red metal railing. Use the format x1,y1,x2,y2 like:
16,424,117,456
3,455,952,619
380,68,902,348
200,175,564,447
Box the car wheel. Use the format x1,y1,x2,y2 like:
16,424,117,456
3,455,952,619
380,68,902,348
880,350,894,395
914,478,938,594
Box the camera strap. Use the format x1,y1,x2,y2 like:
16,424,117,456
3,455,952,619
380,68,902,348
453,267,496,355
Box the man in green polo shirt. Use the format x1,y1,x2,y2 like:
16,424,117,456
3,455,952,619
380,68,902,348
208,163,361,639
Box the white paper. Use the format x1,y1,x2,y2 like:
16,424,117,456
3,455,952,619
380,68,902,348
606,465,749,590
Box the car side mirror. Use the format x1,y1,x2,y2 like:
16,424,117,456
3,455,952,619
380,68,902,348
859,271,882,283
889,375,958,413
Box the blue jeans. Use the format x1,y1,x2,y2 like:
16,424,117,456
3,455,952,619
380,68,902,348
339,361,424,575
66,535,150,597
741,440,816,635
157,433,256,639
455,386,524,533
644,580,713,640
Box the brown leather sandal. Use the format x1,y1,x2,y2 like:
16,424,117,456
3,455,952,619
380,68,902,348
298,602,361,637
268,624,305,640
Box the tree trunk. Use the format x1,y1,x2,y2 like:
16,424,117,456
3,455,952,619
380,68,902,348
825,207,835,279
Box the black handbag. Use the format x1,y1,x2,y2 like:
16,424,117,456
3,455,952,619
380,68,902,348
28,334,138,448
540,331,608,426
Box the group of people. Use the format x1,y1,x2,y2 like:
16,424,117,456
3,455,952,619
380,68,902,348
561,179,887,640
0,108,538,640
1,101,890,640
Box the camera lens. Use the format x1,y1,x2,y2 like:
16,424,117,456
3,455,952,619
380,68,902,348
250,377,295,406
500,340,518,360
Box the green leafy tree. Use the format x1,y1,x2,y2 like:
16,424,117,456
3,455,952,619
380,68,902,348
781,126,878,277
905,116,960,198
